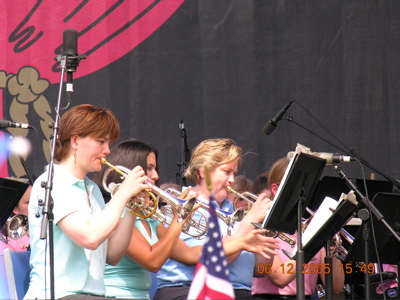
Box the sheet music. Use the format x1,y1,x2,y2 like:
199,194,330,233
300,196,338,251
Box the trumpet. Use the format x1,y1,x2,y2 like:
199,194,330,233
101,158,158,219
7,214,28,240
101,159,207,238
143,182,209,238
227,187,295,246
226,186,258,212
226,186,257,205
163,187,245,236
252,222,296,247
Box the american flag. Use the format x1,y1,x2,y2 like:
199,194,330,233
187,201,235,300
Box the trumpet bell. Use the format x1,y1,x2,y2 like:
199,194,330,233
7,214,28,240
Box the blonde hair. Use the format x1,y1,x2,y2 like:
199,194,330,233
185,138,243,185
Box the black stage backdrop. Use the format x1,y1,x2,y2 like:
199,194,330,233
2,1,400,189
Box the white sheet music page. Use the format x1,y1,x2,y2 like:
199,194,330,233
300,196,338,250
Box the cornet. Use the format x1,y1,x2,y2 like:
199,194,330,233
101,158,158,219
163,187,245,235
101,159,208,238
6,214,28,240
252,222,296,248
226,187,296,247
226,186,258,205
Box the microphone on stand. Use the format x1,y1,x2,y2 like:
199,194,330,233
287,151,355,164
0,119,33,129
64,29,77,104
180,120,191,163
262,101,294,135
177,120,191,186
55,29,86,105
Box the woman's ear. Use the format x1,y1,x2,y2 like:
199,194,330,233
12,207,20,215
271,183,279,196
199,168,205,179
70,135,78,150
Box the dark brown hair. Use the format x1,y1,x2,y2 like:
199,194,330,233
93,139,159,203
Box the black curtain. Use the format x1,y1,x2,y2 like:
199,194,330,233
9,0,400,187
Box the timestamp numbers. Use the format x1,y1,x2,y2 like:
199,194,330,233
257,263,333,274
339,263,375,274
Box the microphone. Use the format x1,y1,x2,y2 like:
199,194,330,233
63,29,79,103
0,119,33,129
179,120,191,163
287,151,355,164
262,101,293,135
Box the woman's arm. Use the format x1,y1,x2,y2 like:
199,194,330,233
123,211,194,272
169,228,279,266
223,193,272,263
58,166,147,251
317,249,345,294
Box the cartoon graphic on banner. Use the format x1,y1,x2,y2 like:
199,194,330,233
0,0,184,177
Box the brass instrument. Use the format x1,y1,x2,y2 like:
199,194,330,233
101,159,207,238
163,187,245,235
7,214,28,240
143,182,209,238
252,222,296,247
226,186,258,205
101,158,158,219
226,187,295,246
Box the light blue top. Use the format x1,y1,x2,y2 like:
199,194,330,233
104,218,159,299
24,164,107,300
156,198,254,290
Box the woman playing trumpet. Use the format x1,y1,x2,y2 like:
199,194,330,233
25,104,150,300
227,175,254,211
155,138,280,300
93,139,281,299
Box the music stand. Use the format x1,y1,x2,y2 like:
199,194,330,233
346,192,400,264
262,152,326,300
262,152,326,233
344,192,400,299
285,198,358,263
309,176,394,212
0,178,29,228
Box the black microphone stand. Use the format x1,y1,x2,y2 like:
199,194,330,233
283,115,400,300
38,55,68,300
284,115,400,189
176,120,189,186
334,165,400,300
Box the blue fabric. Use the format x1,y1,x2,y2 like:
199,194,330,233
156,197,254,291
25,165,107,300
11,251,31,300
104,218,159,299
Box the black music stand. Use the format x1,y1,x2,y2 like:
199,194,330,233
0,177,29,228
262,152,326,300
309,176,394,213
345,192,400,299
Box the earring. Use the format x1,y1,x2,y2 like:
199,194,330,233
74,150,77,164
